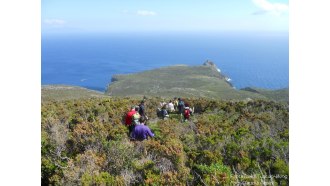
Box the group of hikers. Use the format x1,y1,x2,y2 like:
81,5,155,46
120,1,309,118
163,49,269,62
124,98,194,141
157,97,194,121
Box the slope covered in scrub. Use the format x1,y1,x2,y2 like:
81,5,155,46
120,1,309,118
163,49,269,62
42,97,289,185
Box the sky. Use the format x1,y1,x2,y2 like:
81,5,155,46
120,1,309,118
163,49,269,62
42,0,289,34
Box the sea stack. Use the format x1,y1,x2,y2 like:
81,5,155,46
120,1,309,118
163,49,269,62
203,60,219,71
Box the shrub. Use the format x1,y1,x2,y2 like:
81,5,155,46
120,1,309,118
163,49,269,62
41,97,289,185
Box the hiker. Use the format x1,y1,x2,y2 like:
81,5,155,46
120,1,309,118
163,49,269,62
131,116,155,141
161,105,169,119
173,97,179,111
177,98,185,114
132,106,141,125
167,100,175,113
159,101,167,108
184,106,192,121
156,105,169,119
183,103,194,121
125,106,137,137
138,100,146,117
156,108,162,118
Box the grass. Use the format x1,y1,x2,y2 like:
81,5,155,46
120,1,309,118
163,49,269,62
106,65,275,100
42,85,109,102
241,87,289,102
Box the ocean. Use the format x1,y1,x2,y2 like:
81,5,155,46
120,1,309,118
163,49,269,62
41,32,289,92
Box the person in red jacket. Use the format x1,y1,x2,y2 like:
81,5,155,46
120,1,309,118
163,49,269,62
184,107,191,121
184,105,194,122
125,106,137,137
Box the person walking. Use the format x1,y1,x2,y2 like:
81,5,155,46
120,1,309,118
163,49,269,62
167,100,175,113
131,116,155,141
139,100,146,117
125,106,137,137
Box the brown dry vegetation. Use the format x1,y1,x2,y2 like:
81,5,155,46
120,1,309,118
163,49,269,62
42,97,288,185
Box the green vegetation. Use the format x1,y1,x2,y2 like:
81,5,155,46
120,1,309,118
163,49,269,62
42,97,289,185
241,87,289,102
42,85,109,101
106,63,288,102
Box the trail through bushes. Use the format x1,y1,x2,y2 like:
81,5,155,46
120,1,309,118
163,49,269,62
42,97,289,185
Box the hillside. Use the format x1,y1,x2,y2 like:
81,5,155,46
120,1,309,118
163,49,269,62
106,62,288,102
241,87,289,102
42,85,109,101
42,97,289,185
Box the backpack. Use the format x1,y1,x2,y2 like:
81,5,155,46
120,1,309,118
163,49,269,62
139,104,144,116
132,113,141,125
184,109,190,118
161,109,168,118
156,108,162,117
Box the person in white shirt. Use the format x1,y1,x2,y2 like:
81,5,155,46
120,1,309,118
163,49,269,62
167,100,175,113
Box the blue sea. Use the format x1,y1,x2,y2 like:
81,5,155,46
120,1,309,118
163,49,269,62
42,32,288,92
